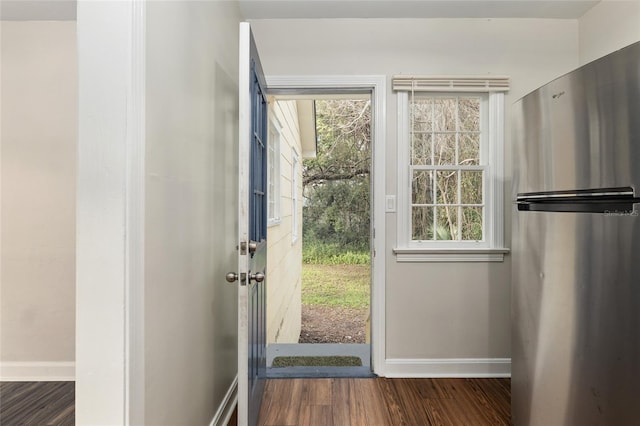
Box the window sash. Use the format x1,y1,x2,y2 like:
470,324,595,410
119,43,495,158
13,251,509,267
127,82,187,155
268,115,281,225
409,93,488,167
291,149,299,243
410,165,487,242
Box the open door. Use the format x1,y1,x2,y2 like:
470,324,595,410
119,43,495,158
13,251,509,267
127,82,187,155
236,22,268,425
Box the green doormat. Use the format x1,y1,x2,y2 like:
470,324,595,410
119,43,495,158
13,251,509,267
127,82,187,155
271,356,362,368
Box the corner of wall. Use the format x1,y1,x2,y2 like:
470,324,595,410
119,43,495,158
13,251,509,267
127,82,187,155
578,0,640,65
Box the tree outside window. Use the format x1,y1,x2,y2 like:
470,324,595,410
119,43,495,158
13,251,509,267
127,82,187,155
410,95,486,242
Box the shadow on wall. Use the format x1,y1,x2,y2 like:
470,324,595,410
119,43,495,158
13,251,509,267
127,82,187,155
211,61,240,386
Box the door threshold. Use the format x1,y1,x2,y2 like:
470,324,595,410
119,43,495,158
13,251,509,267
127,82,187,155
266,366,376,378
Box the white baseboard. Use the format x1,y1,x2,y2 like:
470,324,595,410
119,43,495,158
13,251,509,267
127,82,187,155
0,361,75,381
209,375,238,426
384,358,511,378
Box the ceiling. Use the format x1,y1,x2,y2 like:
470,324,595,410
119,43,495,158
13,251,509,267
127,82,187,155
0,0,600,21
238,0,601,19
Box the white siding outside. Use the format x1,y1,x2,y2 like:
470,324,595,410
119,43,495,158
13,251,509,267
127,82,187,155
266,100,304,344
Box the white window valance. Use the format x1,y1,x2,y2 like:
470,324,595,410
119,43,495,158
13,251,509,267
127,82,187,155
392,75,510,92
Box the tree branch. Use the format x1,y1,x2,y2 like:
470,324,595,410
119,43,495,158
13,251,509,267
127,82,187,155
304,168,369,186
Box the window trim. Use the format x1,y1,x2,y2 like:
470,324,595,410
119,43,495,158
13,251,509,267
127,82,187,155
395,90,507,262
267,112,282,227
291,147,300,243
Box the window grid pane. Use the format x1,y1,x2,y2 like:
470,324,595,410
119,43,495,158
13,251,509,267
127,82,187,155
411,133,432,165
412,206,434,240
459,133,480,165
461,206,483,241
412,170,433,205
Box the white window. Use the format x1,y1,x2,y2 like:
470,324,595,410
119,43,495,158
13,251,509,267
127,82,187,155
291,149,300,243
394,76,508,261
267,115,281,226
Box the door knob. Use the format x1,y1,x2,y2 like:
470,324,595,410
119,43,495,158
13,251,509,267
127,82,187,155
240,241,258,254
225,272,263,284
250,272,265,283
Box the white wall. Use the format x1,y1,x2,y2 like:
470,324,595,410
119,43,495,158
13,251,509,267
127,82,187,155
579,0,640,65
0,21,76,380
250,18,579,374
266,100,303,344
144,1,241,424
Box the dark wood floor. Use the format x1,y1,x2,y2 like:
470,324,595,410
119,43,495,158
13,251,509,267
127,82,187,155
0,381,75,426
0,378,509,425
257,378,511,426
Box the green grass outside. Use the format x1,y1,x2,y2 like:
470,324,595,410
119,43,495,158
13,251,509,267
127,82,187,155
302,241,370,265
301,264,370,309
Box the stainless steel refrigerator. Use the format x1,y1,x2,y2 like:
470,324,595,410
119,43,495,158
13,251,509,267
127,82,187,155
512,42,640,425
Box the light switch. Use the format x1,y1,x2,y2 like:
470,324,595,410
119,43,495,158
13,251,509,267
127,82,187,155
386,195,396,212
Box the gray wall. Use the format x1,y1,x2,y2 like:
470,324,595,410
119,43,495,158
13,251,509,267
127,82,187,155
250,18,580,371
0,21,76,378
144,1,240,424
579,0,640,65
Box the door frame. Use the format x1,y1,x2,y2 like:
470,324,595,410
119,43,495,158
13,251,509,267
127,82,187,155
267,75,386,376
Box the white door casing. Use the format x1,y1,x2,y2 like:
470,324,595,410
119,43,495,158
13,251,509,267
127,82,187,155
76,1,145,424
266,75,387,376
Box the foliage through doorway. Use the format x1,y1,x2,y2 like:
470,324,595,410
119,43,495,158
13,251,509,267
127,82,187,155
300,99,371,344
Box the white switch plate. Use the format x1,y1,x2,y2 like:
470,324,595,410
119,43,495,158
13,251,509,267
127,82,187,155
385,195,396,212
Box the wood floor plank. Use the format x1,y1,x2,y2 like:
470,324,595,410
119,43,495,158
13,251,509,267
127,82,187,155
461,378,511,426
259,379,305,426
376,378,409,425
330,378,355,426
331,379,375,426
379,378,432,425
360,379,394,425
424,396,479,425
422,397,455,425
300,378,332,406
298,404,333,426
331,379,366,426
418,378,457,400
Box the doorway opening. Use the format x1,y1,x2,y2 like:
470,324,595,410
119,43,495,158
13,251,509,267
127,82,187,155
265,93,373,378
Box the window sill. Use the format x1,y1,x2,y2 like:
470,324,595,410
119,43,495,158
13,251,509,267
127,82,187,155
268,220,281,228
392,247,510,263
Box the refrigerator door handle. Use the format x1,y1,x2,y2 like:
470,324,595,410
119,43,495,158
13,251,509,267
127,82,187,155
516,186,640,214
